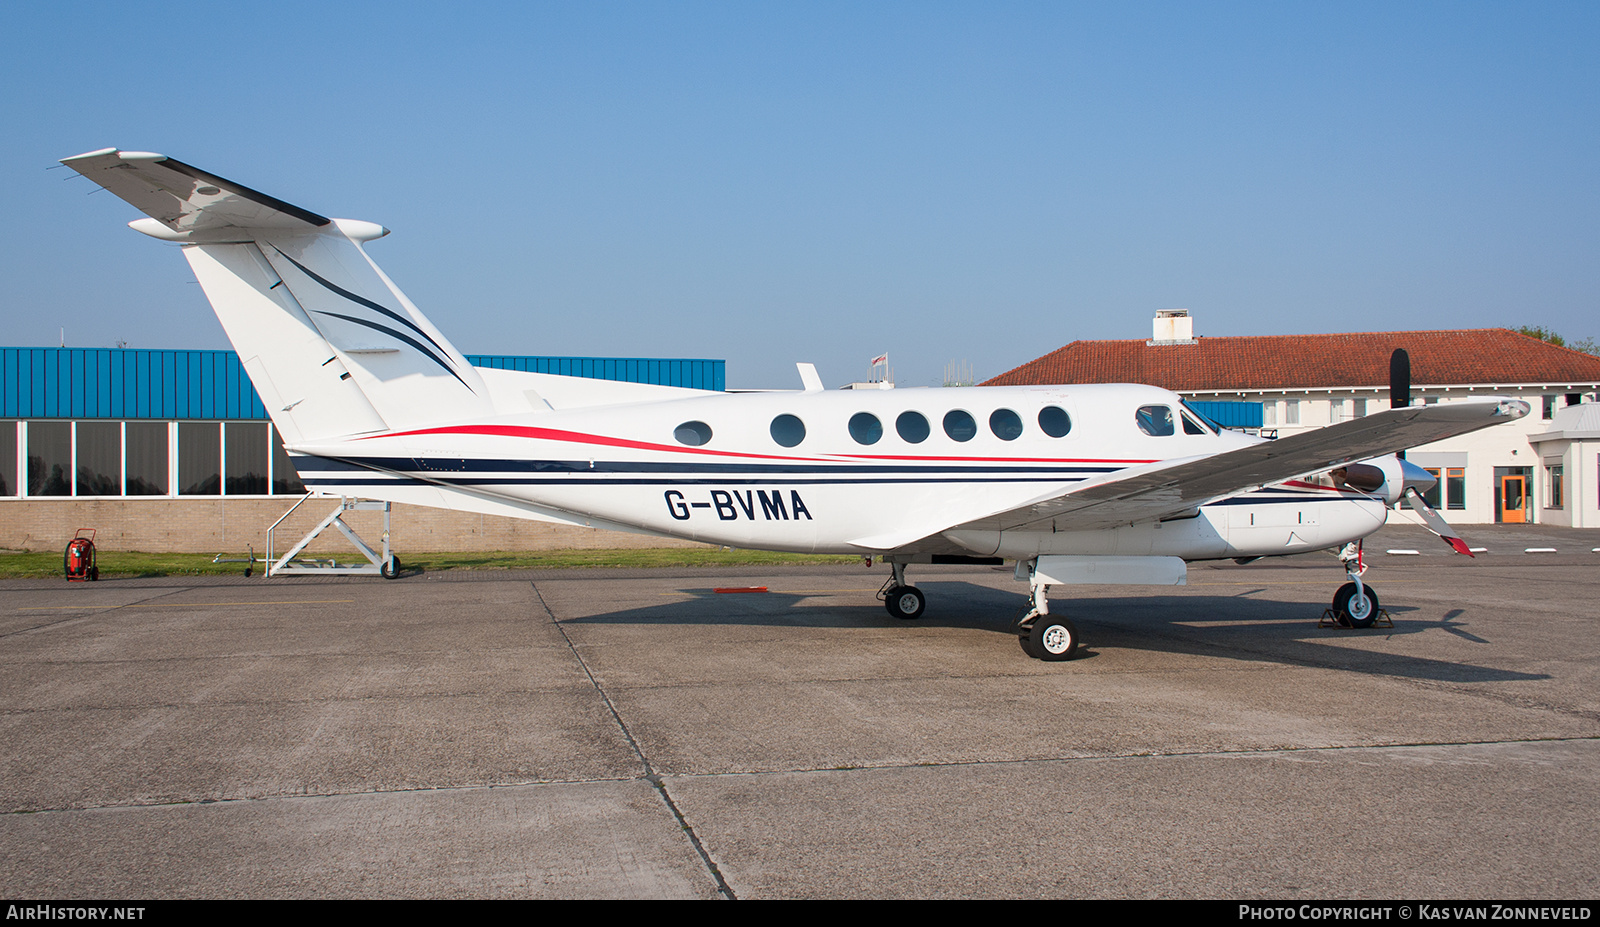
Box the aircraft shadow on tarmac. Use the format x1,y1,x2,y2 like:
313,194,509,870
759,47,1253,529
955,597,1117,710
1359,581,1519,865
558,581,1547,684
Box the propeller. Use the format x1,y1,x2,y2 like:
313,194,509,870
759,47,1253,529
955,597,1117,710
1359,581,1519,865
1403,485,1474,557
1329,348,1473,556
1390,348,1411,410
1390,348,1472,556
1390,347,1410,461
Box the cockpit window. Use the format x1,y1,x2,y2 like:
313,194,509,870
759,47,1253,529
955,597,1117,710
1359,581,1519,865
1135,405,1175,437
1179,399,1220,434
1182,413,1206,435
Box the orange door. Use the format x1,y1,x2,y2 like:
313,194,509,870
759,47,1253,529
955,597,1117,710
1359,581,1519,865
1501,475,1526,523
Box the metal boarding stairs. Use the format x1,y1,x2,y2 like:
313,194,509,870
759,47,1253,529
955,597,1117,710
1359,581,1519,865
265,493,401,578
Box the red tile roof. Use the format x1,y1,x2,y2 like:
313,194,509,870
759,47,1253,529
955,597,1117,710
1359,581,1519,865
983,329,1600,392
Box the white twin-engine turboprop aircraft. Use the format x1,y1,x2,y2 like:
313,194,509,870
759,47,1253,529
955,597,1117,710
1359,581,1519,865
63,148,1528,660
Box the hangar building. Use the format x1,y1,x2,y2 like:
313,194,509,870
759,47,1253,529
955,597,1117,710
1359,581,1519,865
0,347,723,555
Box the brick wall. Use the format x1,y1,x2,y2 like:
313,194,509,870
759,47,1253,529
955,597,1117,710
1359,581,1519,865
0,498,708,554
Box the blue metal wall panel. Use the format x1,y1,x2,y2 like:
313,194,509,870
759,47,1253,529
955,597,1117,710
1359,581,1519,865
1,348,727,421
1187,400,1264,428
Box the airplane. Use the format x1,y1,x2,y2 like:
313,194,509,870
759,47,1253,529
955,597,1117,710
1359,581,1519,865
60,148,1530,661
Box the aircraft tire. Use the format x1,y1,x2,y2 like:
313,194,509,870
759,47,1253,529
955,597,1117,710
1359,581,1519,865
381,555,402,580
1332,582,1379,629
885,585,925,620
1028,615,1079,661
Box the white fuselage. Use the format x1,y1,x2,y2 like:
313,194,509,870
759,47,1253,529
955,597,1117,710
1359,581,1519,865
290,381,1392,562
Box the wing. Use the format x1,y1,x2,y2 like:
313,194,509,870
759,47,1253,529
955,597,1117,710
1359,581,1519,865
61,148,330,239
872,397,1528,553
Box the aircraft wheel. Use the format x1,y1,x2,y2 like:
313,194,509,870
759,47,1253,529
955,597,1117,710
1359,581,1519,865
1028,615,1079,661
884,585,925,620
1332,582,1379,629
381,555,403,580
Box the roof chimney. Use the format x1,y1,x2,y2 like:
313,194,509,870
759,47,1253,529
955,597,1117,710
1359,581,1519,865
1150,309,1196,346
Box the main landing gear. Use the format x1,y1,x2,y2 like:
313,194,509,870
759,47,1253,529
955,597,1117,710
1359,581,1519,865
879,562,926,620
1015,568,1078,662
876,558,1079,660
1330,541,1382,629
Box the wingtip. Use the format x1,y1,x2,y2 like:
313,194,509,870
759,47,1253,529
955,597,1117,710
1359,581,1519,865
61,147,119,164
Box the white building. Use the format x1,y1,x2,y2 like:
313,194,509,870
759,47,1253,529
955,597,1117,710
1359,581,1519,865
1529,403,1600,528
986,312,1600,525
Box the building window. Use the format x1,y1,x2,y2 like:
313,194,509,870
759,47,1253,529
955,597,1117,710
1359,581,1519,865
179,422,222,495
0,421,16,497
6,419,299,498
1446,467,1465,511
1422,468,1442,509
225,422,270,495
1263,402,1277,427
125,422,169,495
1547,463,1565,509
75,422,122,496
1543,395,1557,420
1353,398,1367,418
272,434,306,495
1284,401,1300,425
1423,466,1468,510
26,422,72,496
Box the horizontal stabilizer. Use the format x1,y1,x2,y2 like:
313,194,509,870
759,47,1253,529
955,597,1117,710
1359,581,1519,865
64,148,495,440
62,148,330,239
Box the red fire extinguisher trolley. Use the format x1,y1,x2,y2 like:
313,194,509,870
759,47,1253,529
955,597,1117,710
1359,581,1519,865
64,529,99,582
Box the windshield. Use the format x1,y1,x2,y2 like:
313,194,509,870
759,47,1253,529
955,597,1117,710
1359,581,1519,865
1178,399,1220,434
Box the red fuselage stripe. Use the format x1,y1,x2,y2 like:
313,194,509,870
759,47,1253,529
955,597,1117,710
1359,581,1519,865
362,424,1156,466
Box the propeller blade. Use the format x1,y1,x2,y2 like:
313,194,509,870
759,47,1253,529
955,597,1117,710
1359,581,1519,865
1391,348,1411,461
1403,486,1474,557
1390,348,1411,409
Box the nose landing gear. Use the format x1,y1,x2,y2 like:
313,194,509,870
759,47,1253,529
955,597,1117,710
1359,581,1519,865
1326,541,1389,629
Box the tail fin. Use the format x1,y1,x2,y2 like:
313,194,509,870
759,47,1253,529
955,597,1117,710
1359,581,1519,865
61,148,492,444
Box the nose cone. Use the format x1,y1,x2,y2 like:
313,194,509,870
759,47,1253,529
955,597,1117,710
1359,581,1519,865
1399,459,1437,496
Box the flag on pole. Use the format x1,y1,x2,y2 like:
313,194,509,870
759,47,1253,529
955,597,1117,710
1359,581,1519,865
870,353,888,367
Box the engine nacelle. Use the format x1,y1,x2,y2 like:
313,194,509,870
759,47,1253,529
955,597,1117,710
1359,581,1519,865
1333,455,1437,504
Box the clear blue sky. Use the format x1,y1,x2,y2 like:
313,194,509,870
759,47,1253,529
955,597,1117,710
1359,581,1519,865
5,1,1597,389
